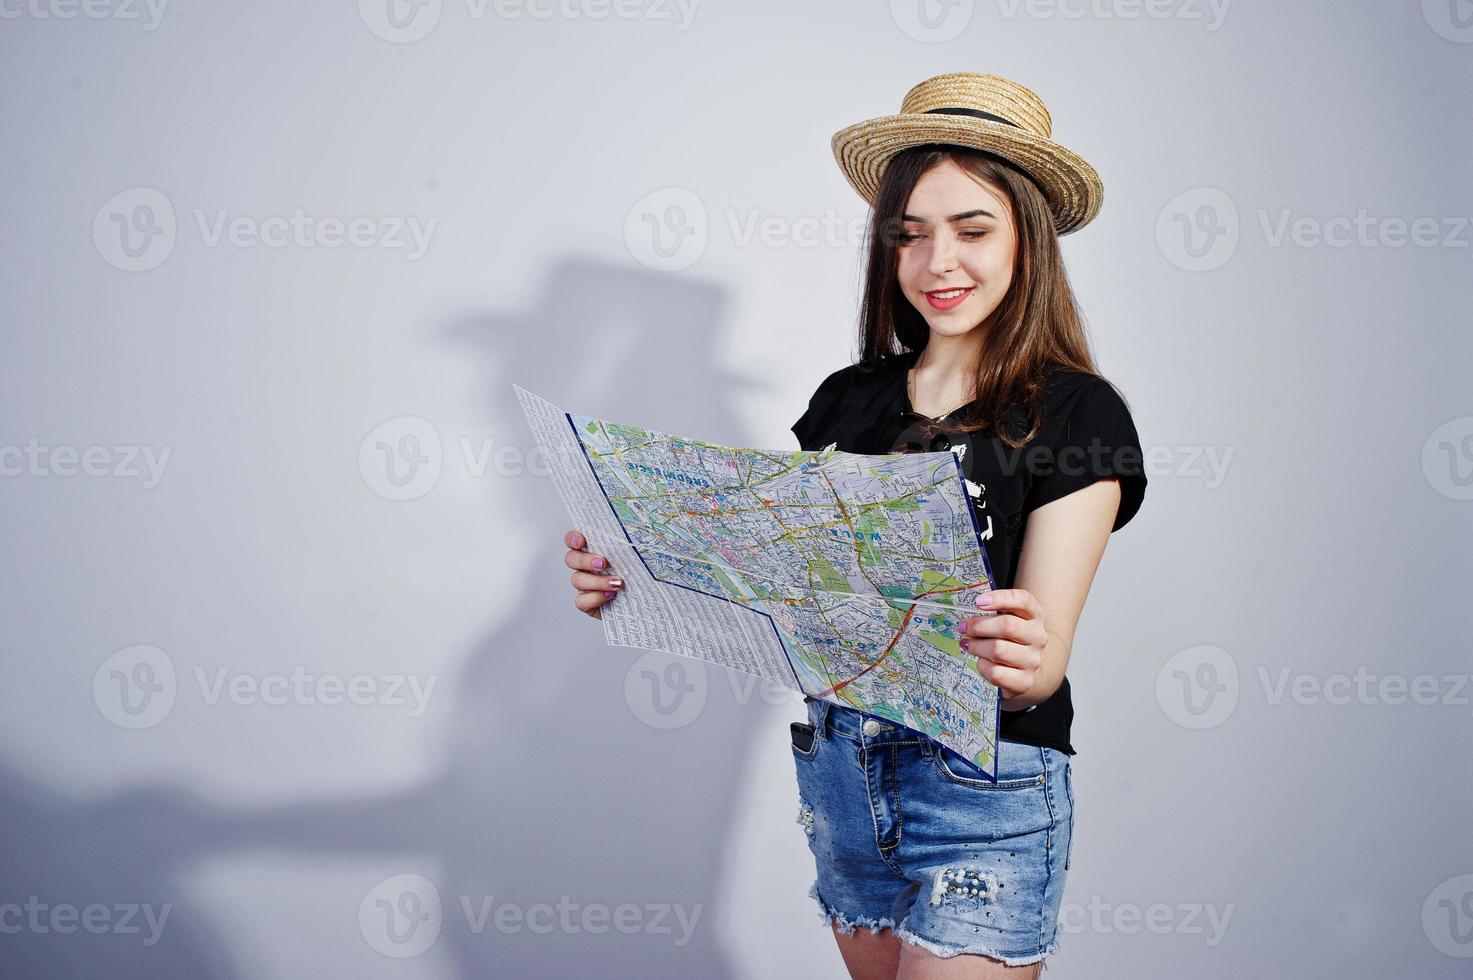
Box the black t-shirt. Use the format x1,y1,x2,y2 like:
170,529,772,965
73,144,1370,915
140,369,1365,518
790,348,1147,756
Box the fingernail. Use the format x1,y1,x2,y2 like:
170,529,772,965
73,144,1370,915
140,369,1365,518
604,591,616,598
959,638,971,652
592,557,606,569
975,592,992,607
608,578,623,588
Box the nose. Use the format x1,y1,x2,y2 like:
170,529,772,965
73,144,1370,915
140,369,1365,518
927,229,960,276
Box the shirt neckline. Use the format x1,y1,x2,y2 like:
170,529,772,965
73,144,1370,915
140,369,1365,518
896,349,981,422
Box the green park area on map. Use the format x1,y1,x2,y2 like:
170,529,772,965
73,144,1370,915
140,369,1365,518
572,414,1002,775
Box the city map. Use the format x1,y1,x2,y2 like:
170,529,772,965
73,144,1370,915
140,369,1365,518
515,384,1003,779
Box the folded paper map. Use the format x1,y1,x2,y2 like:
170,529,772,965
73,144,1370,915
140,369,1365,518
515,384,1003,779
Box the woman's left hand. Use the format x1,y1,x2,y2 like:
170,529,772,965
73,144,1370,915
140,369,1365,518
959,589,1048,703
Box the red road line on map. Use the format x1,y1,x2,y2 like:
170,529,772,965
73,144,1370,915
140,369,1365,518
810,580,990,699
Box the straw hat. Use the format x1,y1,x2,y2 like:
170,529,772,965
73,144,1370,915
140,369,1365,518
831,72,1103,235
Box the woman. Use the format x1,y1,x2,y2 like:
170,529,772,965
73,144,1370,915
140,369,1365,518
562,73,1147,978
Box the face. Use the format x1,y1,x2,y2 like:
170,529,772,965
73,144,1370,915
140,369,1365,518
893,158,1017,339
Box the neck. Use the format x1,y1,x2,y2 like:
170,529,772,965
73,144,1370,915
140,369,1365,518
910,330,984,415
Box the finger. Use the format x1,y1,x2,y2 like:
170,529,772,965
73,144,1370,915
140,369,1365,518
961,637,1042,671
564,529,586,550
975,589,1043,620
972,660,1032,695
564,549,611,573
571,570,624,592
961,614,1042,646
574,589,613,610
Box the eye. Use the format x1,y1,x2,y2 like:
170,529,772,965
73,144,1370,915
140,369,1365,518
960,230,988,240
896,232,923,244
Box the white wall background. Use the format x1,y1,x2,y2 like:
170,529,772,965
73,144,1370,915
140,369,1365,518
2,1,1470,976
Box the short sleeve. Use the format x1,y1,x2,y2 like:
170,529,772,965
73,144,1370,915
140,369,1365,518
1023,376,1148,532
790,365,852,450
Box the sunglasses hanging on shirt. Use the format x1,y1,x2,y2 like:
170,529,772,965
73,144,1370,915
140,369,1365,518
877,410,971,455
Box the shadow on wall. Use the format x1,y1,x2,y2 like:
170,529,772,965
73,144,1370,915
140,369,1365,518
0,255,795,979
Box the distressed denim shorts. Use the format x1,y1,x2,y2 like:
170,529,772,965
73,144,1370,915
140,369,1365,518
790,697,1074,968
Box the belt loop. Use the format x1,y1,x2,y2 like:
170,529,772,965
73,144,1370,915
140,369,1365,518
807,697,832,740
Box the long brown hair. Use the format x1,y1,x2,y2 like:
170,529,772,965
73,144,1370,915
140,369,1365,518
854,144,1101,448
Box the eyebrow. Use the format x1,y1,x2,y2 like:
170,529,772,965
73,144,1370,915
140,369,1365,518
901,209,997,223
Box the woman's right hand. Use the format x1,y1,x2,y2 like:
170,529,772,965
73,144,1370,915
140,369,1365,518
564,529,623,620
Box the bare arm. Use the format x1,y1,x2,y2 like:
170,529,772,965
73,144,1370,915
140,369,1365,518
961,477,1121,710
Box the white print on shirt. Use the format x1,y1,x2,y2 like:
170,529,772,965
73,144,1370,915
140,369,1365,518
822,441,837,452
947,443,993,542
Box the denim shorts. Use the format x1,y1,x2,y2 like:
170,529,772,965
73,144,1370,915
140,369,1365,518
789,697,1074,968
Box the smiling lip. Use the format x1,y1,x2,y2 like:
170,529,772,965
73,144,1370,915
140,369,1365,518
924,286,974,310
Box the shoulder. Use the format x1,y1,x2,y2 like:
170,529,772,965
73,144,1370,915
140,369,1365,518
1041,368,1132,412
1035,368,1141,437
802,353,908,409
790,353,908,450
1025,367,1148,531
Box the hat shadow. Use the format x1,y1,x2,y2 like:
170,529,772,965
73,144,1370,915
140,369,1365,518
0,254,786,979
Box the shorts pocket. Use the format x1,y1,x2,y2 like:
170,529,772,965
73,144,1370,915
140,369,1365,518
933,743,1046,791
790,721,819,760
